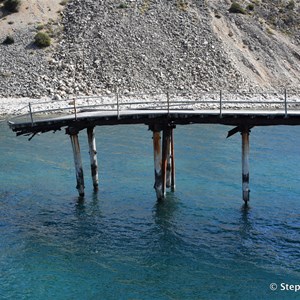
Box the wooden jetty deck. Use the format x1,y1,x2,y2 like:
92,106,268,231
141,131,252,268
7,91,300,202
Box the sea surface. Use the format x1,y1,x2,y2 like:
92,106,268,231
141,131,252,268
1,121,300,300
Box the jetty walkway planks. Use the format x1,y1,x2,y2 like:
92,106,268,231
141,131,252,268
7,91,300,202
8,108,300,136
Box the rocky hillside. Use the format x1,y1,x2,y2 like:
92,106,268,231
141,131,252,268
0,0,300,98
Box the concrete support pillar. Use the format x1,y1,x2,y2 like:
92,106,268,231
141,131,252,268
87,127,99,191
241,128,250,203
69,132,85,197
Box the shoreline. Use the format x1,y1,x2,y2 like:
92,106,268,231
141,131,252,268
1,92,299,120
0,97,51,118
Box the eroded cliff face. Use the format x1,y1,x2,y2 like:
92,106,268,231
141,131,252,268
0,0,299,98
210,0,300,89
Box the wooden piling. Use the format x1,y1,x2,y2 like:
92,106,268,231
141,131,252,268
170,128,176,191
69,132,85,197
242,128,250,203
164,127,176,192
87,127,99,191
151,125,176,200
166,133,172,189
153,130,164,200
161,128,169,197
164,127,174,190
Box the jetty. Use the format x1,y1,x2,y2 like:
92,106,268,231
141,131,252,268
8,90,300,203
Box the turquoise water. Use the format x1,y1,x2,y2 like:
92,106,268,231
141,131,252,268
1,122,300,299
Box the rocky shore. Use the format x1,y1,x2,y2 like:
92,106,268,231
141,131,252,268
0,0,299,105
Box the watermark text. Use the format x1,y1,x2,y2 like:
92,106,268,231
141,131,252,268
270,283,300,292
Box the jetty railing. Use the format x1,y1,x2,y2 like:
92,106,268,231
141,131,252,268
8,90,300,125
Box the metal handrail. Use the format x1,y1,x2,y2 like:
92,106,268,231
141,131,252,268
7,90,300,125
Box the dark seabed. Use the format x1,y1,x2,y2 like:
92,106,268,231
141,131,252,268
1,121,300,299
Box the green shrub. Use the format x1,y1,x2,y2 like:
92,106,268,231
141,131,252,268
247,4,255,11
266,27,274,35
2,35,14,44
286,0,295,10
34,32,51,48
177,0,189,11
3,0,21,12
117,3,128,9
36,23,44,31
228,2,246,14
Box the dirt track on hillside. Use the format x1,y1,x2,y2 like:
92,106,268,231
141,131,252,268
0,0,62,38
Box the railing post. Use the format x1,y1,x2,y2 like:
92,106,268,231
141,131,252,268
73,98,77,121
28,102,33,126
284,88,288,118
219,90,222,118
167,91,170,116
116,89,120,119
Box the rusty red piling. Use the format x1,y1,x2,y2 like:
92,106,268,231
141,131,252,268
151,124,176,200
